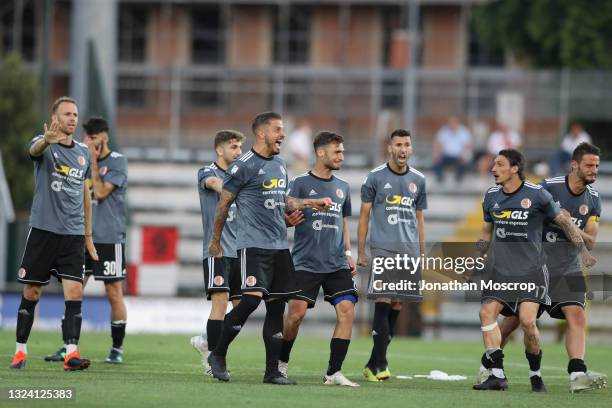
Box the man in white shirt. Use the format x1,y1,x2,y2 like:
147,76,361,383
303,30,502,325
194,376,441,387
550,123,591,176
432,116,473,183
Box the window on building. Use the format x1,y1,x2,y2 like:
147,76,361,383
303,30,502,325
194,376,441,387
191,6,225,64
380,6,404,67
381,78,403,109
0,1,37,61
186,77,223,108
117,75,147,108
468,20,505,67
273,6,311,64
118,5,148,63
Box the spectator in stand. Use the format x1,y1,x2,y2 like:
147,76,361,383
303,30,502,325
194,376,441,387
478,122,522,178
432,116,473,183
549,123,591,176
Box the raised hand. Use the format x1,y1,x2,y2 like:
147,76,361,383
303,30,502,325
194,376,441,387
43,120,66,144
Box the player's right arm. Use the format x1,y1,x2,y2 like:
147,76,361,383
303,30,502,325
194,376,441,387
553,214,596,267
204,176,223,193
476,222,493,255
208,189,236,258
30,120,66,157
357,202,372,266
581,216,599,251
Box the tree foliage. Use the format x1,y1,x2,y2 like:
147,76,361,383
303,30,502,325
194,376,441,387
0,54,39,213
473,0,612,68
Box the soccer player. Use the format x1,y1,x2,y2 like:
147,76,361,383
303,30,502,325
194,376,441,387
206,112,332,384
44,117,129,364
279,131,359,387
190,130,245,375
478,143,607,392
473,148,596,391
358,129,427,382
11,96,97,371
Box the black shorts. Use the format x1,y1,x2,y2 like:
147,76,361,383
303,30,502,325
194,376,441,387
85,243,126,282
481,265,550,317
545,271,587,320
292,269,358,308
240,248,300,299
18,227,85,285
203,255,242,301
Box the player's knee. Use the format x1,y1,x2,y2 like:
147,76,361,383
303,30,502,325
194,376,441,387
23,284,42,301
105,283,123,303
519,315,537,331
287,302,307,324
479,307,496,324
566,309,586,329
336,304,354,325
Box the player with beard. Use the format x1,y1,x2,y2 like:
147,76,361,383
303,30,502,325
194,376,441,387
11,97,97,371
472,149,596,391
279,131,359,387
477,143,606,393
359,129,427,382
206,112,332,384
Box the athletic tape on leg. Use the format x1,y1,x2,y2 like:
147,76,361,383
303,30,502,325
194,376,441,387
481,321,498,332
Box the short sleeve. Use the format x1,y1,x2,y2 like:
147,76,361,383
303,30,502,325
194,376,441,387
343,185,352,217
198,167,216,191
103,170,125,188
360,173,376,203
416,178,427,210
223,161,251,195
482,196,492,223
287,177,299,198
29,135,44,161
592,196,602,218
540,189,560,221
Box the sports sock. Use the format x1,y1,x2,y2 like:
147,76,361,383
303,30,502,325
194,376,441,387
388,308,400,339
16,296,38,344
63,300,82,346
212,294,261,357
206,319,223,351
263,300,285,376
568,358,587,376
371,302,391,371
486,348,505,378
327,338,350,376
481,351,493,369
111,320,127,349
366,307,400,369
525,350,542,377
280,339,295,363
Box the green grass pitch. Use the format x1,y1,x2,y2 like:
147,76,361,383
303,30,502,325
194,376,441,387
1,330,609,407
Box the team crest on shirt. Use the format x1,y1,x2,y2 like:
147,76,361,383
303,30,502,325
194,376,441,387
336,189,344,199
99,166,108,176
230,166,239,175
78,155,86,166
214,276,224,286
521,198,532,209
246,276,257,287
579,204,589,215
18,268,26,279
409,183,417,193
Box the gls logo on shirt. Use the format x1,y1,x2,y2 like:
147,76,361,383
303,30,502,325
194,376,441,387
262,178,286,189
385,194,414,206
493,210,529,220
54,164,84,179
